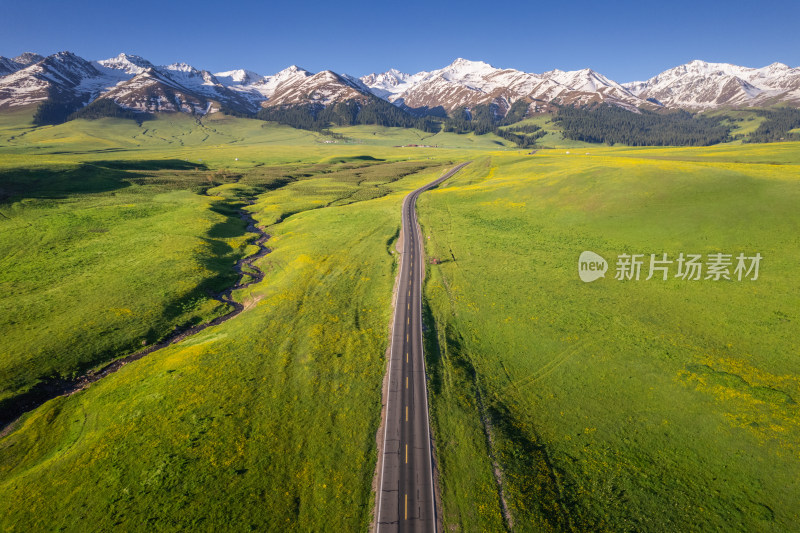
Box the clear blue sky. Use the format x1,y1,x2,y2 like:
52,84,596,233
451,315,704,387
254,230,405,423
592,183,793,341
1,0,798,82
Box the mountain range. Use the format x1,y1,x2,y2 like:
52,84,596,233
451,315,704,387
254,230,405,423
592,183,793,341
1,51,798,122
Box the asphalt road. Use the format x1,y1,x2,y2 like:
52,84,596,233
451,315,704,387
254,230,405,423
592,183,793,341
376,162,470,533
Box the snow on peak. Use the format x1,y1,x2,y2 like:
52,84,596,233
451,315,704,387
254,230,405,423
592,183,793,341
315,70,340,79
47,51,90,67
226,65,313,101
98,53,154,74
360,69,411,90
540,67,624,93
214,69,264,85
365,68,409,83
165,62,199,73
277,65,309,76
447,58,493,69
0,52,43,76
114,53,148,63
765,62,791,70
440,58,497,79
618,59,800,109
13,52,43,66
675,60,748,78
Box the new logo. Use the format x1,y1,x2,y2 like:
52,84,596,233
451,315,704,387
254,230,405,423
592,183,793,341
578,251,608,283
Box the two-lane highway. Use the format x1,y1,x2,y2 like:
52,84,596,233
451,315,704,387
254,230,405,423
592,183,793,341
376,162,470,533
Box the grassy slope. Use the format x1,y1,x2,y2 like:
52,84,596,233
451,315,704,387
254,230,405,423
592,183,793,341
499,114,599,149
0,110,501,405
331,124,517,150
0,126,456,529
418,145,800,531
0,167,249,403
0,111,514,167
704,108,769,140
0,111,466,529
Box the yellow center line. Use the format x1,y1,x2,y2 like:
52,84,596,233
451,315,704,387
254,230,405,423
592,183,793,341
404,494,408,520
406,352,409,363
406,406,408,421
405,444,408,463
406,376,408,388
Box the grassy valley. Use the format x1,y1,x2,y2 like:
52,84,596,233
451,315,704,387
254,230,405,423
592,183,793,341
0,111,462,529
0,107,799,531
0,161,250,406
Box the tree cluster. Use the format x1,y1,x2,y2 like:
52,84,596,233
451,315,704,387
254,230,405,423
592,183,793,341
256,98,546,149
503,124,543,134
442,104,502,134
745,108,800,143
68,99,151,124
256,99,438,132
553,104,732,146
32,100,80,126
500,99,531,125
496,128,546,148
440,103,544,148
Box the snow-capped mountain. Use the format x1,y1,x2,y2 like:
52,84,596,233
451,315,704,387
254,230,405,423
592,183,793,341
96,53,155,75
262,69,374,108
96,68,221,114
160,63,256,112
1,51,799,121
0,53,44,76
360,68,417,100
0,51,257,114
0,51,109,109
359,59,651,116
623,60,800,109
214,69,265,87
214,65,312,107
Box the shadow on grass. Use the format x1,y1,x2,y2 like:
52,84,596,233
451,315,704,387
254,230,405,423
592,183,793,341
422,296,581,531
207,202,248,239
0,160,211,203
422,299,448,399
92,160,209,172
0,165,132,202
325,155,385,164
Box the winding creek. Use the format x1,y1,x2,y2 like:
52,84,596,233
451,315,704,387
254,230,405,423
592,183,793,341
0,205,271,433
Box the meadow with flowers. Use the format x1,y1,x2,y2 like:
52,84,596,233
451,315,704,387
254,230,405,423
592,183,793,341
419,145,800,531
0,108,799,530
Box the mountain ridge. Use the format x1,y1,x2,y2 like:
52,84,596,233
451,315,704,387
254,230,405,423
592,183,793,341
1,51,798,122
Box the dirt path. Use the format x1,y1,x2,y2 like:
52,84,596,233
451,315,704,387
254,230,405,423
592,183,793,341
0,205,270,435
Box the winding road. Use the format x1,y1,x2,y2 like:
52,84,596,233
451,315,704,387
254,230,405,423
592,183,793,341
376,162,470,533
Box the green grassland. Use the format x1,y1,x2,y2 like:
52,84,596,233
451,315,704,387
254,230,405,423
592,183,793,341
418,145,800,531
0,109,514,168
1,106,800,532
0,111,459,529
0,162,251,404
